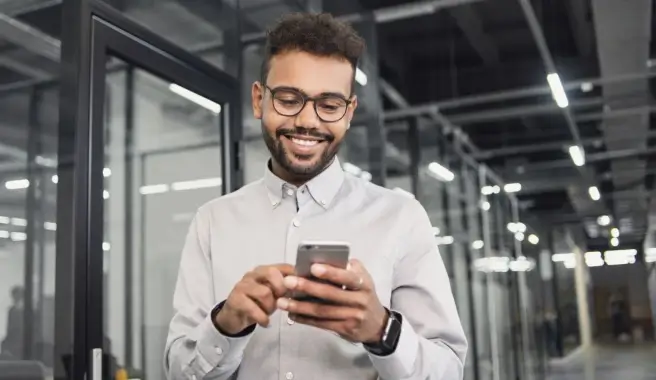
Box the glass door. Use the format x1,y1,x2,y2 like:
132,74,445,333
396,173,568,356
81,9,240,380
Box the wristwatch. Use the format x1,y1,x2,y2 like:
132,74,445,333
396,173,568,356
363,308,403,356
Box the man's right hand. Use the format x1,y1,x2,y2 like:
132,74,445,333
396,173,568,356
215,264,295,335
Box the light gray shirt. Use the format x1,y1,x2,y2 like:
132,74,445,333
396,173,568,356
164,158,468,380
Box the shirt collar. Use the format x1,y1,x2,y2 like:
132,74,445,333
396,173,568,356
263,157,345,209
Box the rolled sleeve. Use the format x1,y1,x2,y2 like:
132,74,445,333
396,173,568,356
368,313,420,378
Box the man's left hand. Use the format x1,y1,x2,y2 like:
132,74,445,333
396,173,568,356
276,259,388,344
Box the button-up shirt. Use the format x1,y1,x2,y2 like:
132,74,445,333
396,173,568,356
164,158,468,380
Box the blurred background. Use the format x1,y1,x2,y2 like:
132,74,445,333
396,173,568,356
0,0,655,379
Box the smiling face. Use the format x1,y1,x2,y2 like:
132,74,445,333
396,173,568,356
252,50,358,184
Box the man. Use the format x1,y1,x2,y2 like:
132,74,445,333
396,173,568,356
165,12,467,380
1,286,24,358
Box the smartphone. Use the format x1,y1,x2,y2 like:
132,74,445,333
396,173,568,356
292,241,350,304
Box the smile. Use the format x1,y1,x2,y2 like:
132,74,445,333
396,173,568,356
290,137,319,147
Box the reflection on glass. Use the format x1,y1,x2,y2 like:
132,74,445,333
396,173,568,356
103,60,224,379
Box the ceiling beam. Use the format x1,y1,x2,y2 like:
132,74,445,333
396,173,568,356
449,4,499,65
0,13,60,61
564,0,593,57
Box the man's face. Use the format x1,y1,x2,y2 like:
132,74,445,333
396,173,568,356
252,51,358,179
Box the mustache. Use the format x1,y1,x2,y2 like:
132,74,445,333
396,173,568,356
276,127,334,142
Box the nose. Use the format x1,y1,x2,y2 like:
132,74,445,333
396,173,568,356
294,100,321,128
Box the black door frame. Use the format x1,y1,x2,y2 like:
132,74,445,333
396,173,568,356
56,1,241,379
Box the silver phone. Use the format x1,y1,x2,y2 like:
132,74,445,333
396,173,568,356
292,241,350,304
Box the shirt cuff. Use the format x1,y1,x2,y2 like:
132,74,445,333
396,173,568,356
194,314,254,371
367,313,419,379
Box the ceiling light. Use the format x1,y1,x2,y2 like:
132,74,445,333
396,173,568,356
432,227,440,236
528,234,539,245
360,171,372,182
588,186,600,201
504,183,522,193
436,236,454,245
546,73,569,108
5,179,29,190
610,237,619,247
481,185,500,195
169,83,222,114
597,215,611,226
10,232,26,241
355,67,368,86
103,190,110,200
171,177,222,191
102,242,111,251
507,222,526,233
515,232,525,242
610,228,620,238
472,240,484,250
568,145,586,166
103,168,112,177
481,201,491,211
44,222,57,231
11,218,27,227
139,184,169,195
580,82,593,92
427,162,455,182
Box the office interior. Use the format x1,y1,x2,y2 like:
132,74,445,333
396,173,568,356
0,0,655,379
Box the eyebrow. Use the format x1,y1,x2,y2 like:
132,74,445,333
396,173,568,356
271,85,349,100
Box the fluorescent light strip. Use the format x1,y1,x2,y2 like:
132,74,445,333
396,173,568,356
436,236,454,245
169,84,222,114
568,145,586,167
355,67,368,86
546,73,569,108
504,183,522,193
5,179,29,190
588,186,601,201
139,184,169,195
427,162,455,182
171,177,222,191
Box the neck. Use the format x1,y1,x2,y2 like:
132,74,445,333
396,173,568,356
270,158,334,187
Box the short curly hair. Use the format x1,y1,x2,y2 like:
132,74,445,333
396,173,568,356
260,12,365,86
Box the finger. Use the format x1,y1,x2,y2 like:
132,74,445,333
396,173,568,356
284,276,364,307
244,280,277,314
289,314,344,335
277,298,359,320
253,265,289,297
310,263,365,290
234,293,270,327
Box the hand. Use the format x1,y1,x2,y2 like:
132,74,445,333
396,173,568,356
276,259,388,344
216,264,295,335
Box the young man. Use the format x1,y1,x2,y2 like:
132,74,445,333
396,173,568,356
165,12,467,380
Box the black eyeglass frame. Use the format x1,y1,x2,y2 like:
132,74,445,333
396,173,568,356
264,84,353,123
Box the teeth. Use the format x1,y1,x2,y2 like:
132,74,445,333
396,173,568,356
291,138,319,147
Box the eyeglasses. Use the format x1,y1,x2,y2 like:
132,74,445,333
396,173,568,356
265,85,351,123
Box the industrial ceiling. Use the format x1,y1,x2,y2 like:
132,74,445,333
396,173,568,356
0,0,654,248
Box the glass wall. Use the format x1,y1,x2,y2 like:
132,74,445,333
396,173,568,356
0,2,61,378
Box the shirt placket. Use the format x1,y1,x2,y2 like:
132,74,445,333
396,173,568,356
279,184,303,380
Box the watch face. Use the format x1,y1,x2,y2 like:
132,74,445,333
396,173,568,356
384,311,402,349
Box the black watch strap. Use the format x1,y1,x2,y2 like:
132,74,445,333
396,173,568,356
364,308,403,356
211,301,256,338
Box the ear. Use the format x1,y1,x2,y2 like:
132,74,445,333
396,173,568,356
252,81,264,119
346,95,358,129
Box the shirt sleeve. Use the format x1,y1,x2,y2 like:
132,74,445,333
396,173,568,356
368,199,469,380
164,209,254,380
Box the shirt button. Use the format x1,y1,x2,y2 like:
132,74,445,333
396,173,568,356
285,372,294,380
320,200,326,205
286,189,294,196
215,347,223,355
271,201,278,206
292,219,301,227
287,316,295,325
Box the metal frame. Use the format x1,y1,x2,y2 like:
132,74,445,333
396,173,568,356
56,1,241,378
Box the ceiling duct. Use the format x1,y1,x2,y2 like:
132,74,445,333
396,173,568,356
591,0,652,239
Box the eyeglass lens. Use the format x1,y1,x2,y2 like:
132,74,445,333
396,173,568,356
272,89,348,122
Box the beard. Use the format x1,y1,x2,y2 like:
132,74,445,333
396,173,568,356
262,122,340,179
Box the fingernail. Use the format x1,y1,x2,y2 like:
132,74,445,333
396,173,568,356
311,264,326,276
277,298,289,310
283,276,298,289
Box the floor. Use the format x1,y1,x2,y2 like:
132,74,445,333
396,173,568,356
547,343,656,380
